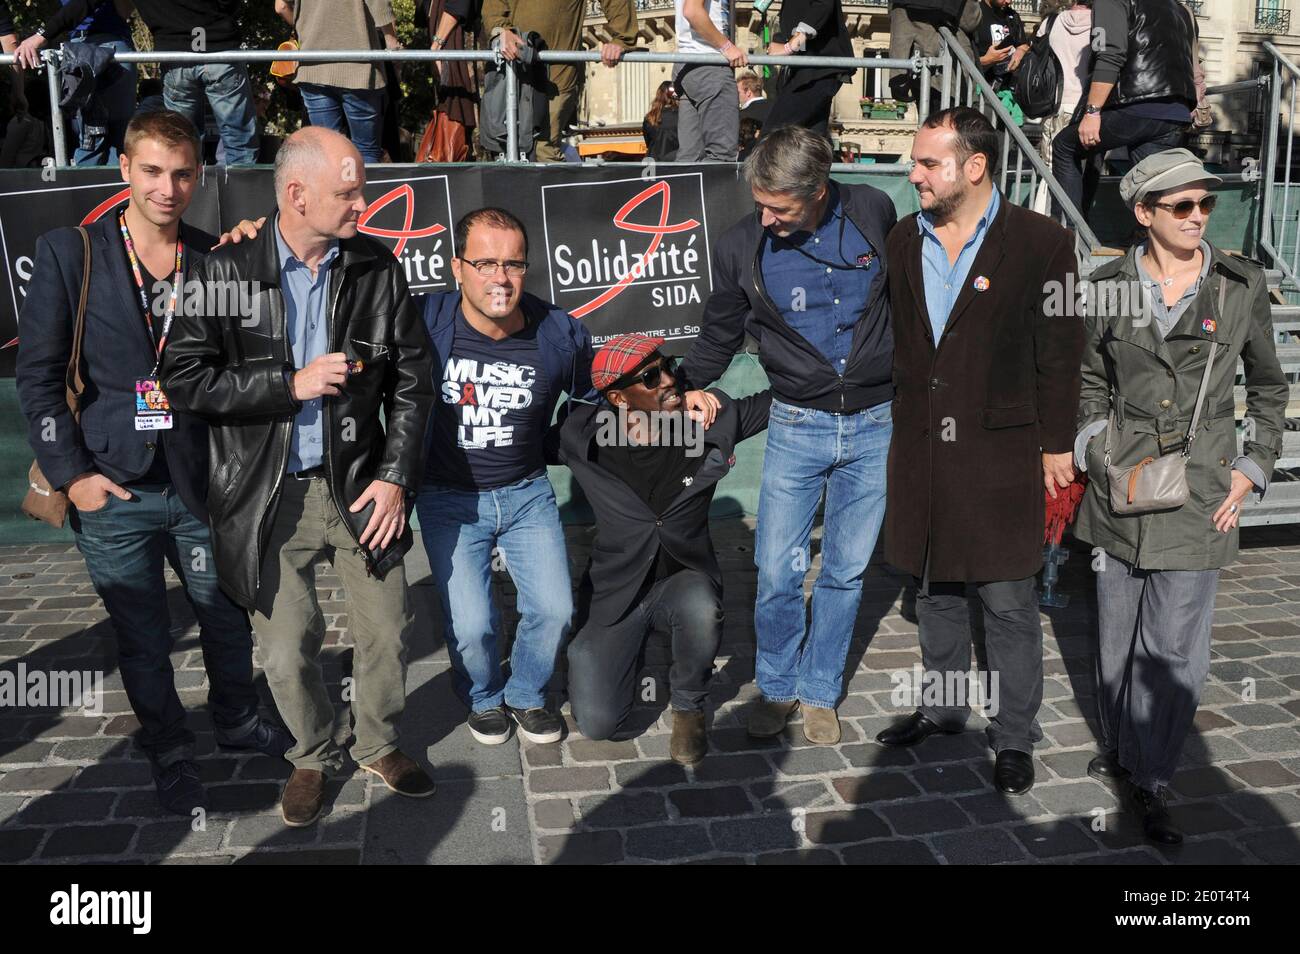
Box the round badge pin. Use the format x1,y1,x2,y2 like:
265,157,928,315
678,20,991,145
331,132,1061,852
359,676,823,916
973,275,990,292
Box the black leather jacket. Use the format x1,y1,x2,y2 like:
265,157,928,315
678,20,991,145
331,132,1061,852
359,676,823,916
1092,0,1197,108
160,226,435,609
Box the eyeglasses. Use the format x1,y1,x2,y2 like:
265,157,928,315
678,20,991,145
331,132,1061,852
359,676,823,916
460,257,529,278
1149,195,1217,219
611,356,678,391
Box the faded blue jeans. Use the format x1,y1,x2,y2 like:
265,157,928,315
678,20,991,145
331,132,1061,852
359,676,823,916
298,84,386,163
162,61,259,165
754,398,892,709
417,475,573,712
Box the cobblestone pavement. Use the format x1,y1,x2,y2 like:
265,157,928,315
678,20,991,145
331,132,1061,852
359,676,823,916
1,520,1298,865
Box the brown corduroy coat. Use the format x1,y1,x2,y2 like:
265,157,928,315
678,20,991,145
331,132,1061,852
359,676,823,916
884,197,1085,583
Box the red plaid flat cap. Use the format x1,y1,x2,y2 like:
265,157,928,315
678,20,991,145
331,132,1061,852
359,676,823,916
591,333,665,391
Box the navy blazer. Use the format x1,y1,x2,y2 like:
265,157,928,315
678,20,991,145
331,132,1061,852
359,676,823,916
16,213,218,522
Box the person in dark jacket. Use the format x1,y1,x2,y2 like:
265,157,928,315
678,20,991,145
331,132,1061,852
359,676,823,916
762,0,853,140
970,0,1029,93
559,334,770,764
642,80,680,162
679,125,896,747
16,111,289,817
1050,0,1196,220
161,127,437,828
18,0,258,165
875,108,1085,796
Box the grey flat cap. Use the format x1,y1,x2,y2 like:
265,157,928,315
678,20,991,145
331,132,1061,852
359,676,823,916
1119,148,1222,209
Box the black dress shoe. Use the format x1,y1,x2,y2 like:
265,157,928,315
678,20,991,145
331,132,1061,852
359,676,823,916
1124,781,1183,845
876,711,960,747
1087,750,1130,783
993,749,1035,795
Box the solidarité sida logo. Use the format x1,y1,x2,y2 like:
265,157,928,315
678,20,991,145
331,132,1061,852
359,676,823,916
358,172,456,293
540,173,712,342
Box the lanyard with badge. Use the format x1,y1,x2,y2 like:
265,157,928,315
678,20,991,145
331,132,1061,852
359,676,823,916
119,208,182,431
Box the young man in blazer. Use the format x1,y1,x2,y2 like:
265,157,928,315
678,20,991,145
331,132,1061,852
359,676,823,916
559,334,770,764
16,110,289,816
876,107,1085,795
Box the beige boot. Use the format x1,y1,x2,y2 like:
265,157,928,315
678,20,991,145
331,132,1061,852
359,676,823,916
802,705,841,745
748,698,799,738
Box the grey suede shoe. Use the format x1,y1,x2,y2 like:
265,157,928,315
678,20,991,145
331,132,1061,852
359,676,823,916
747,698,799,738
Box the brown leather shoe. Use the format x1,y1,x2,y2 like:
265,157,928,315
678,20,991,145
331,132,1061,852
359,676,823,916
748,697,799,738
281,768,325,828
361,749,436,798
670,710,708,765
802,704,841,745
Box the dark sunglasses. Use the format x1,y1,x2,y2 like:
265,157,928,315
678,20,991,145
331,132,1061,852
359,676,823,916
1148,195,1217,219
610,355,678,391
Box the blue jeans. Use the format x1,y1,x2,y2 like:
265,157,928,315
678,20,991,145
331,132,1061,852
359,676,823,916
416,475,573,712
754,399,892,708
70,484,261,765
162,62,259,166
70,37,136,166
298,84,386,163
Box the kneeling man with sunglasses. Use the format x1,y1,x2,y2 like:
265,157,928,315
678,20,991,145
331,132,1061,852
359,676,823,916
556,334,770,764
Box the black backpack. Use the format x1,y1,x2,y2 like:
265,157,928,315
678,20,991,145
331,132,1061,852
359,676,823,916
1014,14,1064,120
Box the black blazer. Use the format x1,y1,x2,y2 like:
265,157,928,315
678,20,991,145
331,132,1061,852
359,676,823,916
16,214,217,523
555,389,771,625
739,98,772,126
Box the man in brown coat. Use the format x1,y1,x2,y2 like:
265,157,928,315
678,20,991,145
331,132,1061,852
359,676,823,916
875,107,1085,795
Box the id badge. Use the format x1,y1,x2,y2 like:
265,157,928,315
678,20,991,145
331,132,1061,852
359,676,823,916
134,378,173,431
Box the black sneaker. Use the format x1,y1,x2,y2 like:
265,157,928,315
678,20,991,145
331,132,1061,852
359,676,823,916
1124,780,1183,846
216,718,294,759
153,760,209,815
506,705,563,744
467,706,513,745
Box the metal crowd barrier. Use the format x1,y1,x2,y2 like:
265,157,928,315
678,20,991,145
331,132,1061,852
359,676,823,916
0,46,939,168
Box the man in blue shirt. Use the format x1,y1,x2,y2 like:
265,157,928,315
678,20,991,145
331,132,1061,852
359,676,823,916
680,126,897,746
877,107,1085,797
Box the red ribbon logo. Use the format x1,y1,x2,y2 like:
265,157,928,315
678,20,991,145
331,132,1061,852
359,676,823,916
358,183,446,257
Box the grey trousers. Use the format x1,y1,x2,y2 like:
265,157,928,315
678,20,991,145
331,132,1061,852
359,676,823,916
1095,552,1218,790
675,64,739,162
251,477,413,773
915,572,1045,754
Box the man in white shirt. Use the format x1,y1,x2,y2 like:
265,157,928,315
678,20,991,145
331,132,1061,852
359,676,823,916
675,0,748,161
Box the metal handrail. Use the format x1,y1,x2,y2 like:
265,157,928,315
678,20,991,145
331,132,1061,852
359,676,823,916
937,27,1103,258
1260,42,1300,291
2,45,939,166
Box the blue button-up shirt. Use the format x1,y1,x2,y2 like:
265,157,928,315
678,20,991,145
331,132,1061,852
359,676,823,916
276,218,339,472
917,188,1001,343
759,188,879,372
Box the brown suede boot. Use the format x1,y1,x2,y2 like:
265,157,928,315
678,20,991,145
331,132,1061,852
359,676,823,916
670,710,708,765
747,697,799,738
801,705,841,745
361,749,436,798
281,768,325,827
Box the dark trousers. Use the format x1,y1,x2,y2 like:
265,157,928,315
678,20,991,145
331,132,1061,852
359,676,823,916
566,569,724,740
71,484,261,766
764,73,842,142
914,572,1044,754
1051,109,1187,219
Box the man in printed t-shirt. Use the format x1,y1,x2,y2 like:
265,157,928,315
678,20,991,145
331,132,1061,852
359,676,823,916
416,208,595,748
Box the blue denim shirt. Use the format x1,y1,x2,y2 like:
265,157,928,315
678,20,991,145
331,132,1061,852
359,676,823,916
276,218,339,472
917,188,1001,343
759,189,879,372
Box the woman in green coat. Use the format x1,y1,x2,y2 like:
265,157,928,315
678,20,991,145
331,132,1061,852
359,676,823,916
1073,149,1288,846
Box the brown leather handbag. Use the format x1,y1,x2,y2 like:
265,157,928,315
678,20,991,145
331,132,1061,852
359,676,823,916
416,111,469,163
21,227,91,528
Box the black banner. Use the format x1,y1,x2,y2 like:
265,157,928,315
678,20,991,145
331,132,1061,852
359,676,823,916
0,163,754,376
